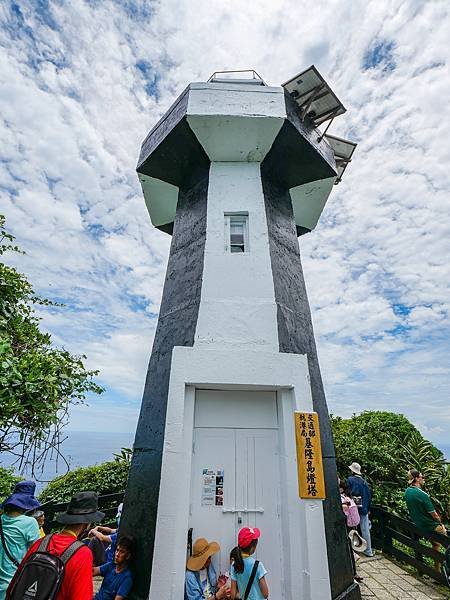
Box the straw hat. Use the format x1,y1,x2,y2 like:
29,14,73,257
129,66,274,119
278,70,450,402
348,462,362,475
186,538,220,571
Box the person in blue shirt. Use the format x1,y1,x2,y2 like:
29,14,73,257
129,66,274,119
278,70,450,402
93,534,134,600
89,502,122,565
185,537,229,600
347,462,375,557
230,527,268,600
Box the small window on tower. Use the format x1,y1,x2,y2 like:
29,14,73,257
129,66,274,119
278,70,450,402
224,213,249,253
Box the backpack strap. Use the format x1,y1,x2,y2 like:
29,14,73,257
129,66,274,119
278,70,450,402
37,534,53,553
243,560,259,600
59,540,84,565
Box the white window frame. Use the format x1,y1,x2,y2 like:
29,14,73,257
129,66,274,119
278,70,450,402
224,212,249,254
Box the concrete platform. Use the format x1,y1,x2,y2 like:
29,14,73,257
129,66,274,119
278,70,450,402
358,554,449,599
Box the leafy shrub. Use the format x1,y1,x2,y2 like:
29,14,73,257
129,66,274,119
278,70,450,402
331,411,450,522
0,466,21,501
0,214,103,469
39,460,129,504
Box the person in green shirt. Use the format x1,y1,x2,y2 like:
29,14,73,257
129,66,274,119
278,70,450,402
404,469,447,570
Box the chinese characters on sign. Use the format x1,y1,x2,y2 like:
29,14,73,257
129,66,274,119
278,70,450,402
294,412,326,499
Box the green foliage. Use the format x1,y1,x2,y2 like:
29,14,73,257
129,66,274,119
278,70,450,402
39,460,129,504
113,447,133,464
0,466,22,501
396,429,450,520
331,411,450,522
0,215,104,468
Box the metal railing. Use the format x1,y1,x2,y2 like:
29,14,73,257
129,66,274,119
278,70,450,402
371,505,449,585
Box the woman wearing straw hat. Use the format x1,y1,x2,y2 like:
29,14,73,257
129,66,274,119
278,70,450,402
185,537,229,600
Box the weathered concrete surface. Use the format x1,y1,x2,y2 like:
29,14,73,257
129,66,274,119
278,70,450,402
358,554,449,599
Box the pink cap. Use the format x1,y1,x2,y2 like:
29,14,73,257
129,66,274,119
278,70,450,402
238,527,261,548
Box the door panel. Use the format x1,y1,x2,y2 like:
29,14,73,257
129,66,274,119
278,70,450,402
195,390,277,429
190,391,283,598
189,428,236,570
236,429,283,600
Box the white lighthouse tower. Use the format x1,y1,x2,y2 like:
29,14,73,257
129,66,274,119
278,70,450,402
121,68,359,600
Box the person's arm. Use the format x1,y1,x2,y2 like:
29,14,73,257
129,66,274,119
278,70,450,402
93,566,101,576
185,570,203,600
429,510,442,523
90,528,112,544
215,586,230,599
258,576,269,599
422,494,442,523
26,518,41,547
97,526,116,534
230,580,238,600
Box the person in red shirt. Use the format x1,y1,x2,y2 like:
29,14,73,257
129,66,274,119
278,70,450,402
7,491,105,600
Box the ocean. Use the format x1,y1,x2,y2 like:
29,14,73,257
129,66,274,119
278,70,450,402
1,432,449,494
0,430,135,491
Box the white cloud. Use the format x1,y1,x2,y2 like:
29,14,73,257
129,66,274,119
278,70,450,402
0,0,449,448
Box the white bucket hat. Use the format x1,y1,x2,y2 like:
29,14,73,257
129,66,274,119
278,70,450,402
349,462,362,475
348,530,368,553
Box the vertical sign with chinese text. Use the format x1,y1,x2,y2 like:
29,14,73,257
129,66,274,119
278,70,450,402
294,411,326,499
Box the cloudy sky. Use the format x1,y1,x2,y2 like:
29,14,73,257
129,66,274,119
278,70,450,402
1,0,449,449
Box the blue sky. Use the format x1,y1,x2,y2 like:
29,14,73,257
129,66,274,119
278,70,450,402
1,0,449,446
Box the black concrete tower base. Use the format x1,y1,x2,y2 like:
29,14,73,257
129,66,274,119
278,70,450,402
120,77,361,600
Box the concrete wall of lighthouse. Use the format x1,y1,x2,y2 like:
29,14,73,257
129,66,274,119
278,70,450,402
146,160,333,600
195,161,278,350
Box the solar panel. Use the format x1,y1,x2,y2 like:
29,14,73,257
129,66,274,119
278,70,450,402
323,134,357,182
282,65,346,126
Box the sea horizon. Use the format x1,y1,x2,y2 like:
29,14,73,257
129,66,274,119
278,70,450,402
1,430,449,493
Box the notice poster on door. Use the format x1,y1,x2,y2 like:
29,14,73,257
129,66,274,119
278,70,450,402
294,412,326,499
201,469,224,506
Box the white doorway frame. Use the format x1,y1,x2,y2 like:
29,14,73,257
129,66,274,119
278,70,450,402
147,346,332,600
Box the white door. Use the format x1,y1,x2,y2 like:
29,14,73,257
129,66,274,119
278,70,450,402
189,427,236,569
190,390,283,600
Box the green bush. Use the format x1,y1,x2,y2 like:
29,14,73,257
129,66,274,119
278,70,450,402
331,411,450,522
39,460,129,504
0,466,21,501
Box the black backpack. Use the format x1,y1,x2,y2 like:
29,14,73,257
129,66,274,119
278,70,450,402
7,534,84,600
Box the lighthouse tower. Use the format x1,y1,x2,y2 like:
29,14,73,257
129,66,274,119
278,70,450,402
121,68,360,600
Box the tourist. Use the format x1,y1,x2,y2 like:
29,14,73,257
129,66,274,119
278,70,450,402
340,479,360,529
185,537,229,600
347,462,375,557
230,527,268,600
0,481,41,599
339,479,363,582
7,491,104,600
89,502,122,564
30,510,46,538
404,469,447,570
93,534,134,600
